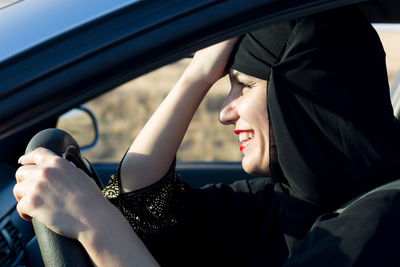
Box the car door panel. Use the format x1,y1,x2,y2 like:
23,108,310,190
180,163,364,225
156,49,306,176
93,162,256,189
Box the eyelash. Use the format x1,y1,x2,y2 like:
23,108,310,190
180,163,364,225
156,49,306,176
238,82,251,88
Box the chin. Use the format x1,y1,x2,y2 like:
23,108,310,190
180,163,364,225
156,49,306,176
242,158,270,176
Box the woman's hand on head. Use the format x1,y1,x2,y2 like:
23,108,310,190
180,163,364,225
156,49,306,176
13,148,114,240
183,37,238,87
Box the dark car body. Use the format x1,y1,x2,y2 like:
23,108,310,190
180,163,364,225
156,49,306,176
0,0,399,266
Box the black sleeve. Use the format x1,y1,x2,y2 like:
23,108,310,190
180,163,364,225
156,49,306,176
102,160,277,267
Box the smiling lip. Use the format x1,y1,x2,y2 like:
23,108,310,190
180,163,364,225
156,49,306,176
240,138,254,151
235,129,255,152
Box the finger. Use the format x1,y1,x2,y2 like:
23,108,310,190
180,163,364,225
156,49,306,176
16,199,33,222
13,182,27,202
15,165,36,183
18,147,58,165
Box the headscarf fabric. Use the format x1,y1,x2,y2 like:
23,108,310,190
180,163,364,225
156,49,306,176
228,22,293,80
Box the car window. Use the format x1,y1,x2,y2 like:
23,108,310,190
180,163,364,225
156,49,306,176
377,26,400,84
71,27,400,163
377,25,400,118
79,58,242,163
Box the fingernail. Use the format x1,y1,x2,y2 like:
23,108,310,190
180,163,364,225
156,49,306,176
18,156,23,164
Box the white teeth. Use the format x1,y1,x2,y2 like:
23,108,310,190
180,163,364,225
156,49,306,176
238,132,254,143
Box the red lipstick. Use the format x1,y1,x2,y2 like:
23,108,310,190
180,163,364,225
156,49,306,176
240,139,253,151
235,129,255,152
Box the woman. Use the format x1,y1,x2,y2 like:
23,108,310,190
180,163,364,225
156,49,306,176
14,5,400,266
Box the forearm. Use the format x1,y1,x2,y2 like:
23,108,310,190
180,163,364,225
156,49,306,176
79,202,159,267
120,39,238,193
121,73,211,192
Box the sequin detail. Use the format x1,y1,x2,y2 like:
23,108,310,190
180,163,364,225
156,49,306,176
102,173,120,199
102,166,185,234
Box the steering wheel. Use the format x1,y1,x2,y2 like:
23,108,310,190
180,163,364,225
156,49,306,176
25,128,103,267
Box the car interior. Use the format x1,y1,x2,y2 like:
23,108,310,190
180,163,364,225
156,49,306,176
1,0,400,266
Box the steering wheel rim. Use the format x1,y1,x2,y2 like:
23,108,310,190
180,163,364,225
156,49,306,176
26,128,97,267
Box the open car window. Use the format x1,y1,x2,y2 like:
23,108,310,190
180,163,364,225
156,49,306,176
377,26,400,119
72,59,241,162
60,25,400,164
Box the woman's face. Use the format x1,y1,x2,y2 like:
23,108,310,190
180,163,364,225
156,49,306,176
219,69,270,176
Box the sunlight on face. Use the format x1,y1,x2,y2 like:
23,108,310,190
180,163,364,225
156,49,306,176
219,70,270,176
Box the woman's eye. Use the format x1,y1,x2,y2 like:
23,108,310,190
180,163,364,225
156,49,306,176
239,82,251,88
238,82,252,95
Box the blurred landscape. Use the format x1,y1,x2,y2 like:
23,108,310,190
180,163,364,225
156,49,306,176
58,30,400,163
65,59,241,162
378,31,400,82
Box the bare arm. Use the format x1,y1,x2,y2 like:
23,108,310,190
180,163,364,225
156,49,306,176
121,38,237,192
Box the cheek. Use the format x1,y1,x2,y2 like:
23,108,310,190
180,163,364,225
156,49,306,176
241,111,271,176
255,114,270,161
252,115,271,174
237,86,267,119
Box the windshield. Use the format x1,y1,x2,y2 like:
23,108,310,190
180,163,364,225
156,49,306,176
0,0,141,62
0,1,20,9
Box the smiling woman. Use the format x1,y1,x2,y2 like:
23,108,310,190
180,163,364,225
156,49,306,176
99,5,400,266
9,2,400,267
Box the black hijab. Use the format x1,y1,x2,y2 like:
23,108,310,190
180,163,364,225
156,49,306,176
229,5,400,257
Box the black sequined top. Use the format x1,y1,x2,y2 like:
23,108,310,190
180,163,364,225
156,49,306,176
102,162,185,235
101,158,283,267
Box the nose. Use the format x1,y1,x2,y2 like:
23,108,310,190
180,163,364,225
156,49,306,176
219,90,239,125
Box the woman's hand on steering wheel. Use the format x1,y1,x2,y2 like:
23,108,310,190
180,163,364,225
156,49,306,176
13,147,113,240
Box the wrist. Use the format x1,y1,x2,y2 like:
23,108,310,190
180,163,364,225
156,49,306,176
180,62,216,89
77,202,114,243
77,201,159,266
178,71,213,96
76,202,126,263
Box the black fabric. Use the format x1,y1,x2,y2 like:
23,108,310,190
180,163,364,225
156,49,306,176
114,5,400,267
269,5,400,209
284,187,400,266
270,6,400,265
228,22,294,80
140,177,290,267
